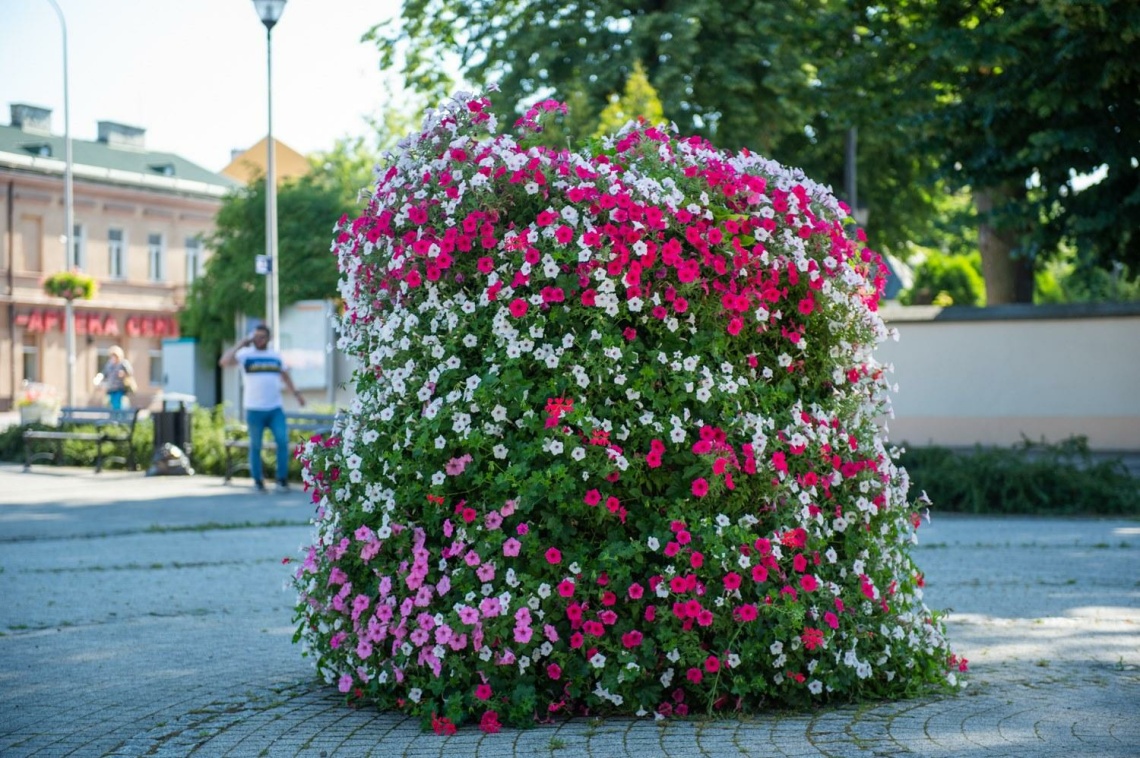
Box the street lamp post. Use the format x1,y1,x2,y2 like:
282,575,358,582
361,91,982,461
252,0,287,351
45,0,75,406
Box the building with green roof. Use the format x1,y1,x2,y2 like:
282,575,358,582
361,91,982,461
2,103,239,411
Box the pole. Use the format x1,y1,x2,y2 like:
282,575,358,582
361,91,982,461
46,0,75,406
65,298,74,406
265,25,280,351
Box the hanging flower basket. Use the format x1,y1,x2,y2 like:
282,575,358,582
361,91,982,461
43,271,97,301
291,93,964,732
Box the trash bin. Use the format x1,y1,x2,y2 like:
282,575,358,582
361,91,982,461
149,393,196,476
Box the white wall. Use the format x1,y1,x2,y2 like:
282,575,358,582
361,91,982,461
876,304,1140,451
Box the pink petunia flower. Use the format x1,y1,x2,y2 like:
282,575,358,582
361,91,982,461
691,478,709,497
545,547,562,564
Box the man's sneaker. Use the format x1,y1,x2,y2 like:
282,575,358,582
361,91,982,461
275,480,290,494
253,480,268,494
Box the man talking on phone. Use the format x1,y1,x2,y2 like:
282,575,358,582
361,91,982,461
219,324,306,493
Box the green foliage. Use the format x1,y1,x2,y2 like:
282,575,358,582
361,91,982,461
42,271,97,300
896,0,1140,270
902,438,1140,516
2,406,314,480
1036,259,1140,304
368,1,1140,282
594,62,665,137
179,176,352,354
900,251,985,306
367,0,952,260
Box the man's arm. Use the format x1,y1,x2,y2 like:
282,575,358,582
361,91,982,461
280,369,306,407
219,338,252,367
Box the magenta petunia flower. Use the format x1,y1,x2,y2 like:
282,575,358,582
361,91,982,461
691,478,709,497
545,547,562,564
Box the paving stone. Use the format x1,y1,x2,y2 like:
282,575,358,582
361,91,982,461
1,466,1137,757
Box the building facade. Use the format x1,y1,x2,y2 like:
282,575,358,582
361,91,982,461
1,103,238,411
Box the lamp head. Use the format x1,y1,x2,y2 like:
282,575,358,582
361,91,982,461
252,0,287,30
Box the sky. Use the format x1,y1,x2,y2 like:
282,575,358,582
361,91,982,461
0,0,410,171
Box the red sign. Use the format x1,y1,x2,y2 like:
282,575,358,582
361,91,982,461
15,309,179,338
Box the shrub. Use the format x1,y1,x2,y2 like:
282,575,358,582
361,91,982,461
902,437,1139,516
291,93,963,731
899,250,984,306
2,406,310,481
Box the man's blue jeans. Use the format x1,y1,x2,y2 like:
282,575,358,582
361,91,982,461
247,407,289,484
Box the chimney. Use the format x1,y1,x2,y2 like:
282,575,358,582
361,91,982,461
231,148,245,162
97,120,146,150
10,104,53,134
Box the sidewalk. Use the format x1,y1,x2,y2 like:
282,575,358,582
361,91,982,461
0,463,1137,757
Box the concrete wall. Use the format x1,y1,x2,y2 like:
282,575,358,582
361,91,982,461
876,303,1140,452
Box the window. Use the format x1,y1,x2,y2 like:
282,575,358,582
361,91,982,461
185,236,202,284
21,334,40,382
149,348,163,386
109,228,126,279
147,233,165,282
70,223,86,270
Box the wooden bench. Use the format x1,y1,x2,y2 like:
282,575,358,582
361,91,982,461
223,411,337,483
23,407,141,473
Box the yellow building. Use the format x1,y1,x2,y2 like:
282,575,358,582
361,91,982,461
0,103,239,411
220,136,310,186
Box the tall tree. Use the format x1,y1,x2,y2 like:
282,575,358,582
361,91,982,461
893,0,1140,302
594,60,666,136
366,1,953,261
369,0,1140,301
180,176,353,354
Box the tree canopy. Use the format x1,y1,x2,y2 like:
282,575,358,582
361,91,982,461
368,0,1140,301
179,175,354,354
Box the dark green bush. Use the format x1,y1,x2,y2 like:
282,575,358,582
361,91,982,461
899,250,985,306
2,405,315,481
901,437,1140,516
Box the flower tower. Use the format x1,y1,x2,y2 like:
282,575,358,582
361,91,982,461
293,94,963,731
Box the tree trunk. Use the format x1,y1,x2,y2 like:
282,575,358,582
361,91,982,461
974,186,1035,305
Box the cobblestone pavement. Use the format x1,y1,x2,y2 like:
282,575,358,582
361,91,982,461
1,463,1137,757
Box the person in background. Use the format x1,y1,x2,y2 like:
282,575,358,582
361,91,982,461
95,346,133,410
218,324,305,493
